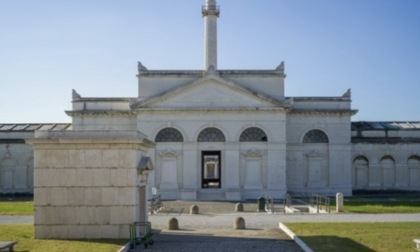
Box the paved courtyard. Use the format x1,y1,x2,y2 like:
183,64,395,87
130,200,420,251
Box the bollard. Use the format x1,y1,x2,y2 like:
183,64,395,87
336,192,344,212
168,217,179,230
235,203,244,212
233,217,246,230
190,205,199,215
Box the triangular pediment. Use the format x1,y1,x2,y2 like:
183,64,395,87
131,75,285,109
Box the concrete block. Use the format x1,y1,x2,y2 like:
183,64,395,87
118,187,135,205
76,169,94,187
63,207,78,225
67,188,86,206
34,206,45,224
47,169,61,187
85,188,102,206
34,150,51,168
119,224,130,239
44,207,60,224
50,188,68,206
77,206,95,225
93,168,111,186
101,225,120,239
51,225,68,239
59,169,77,187
34,225,51,239
68,225,86,239
94,206,111,225
34,168,48,187
111,169,128,187
34,187,51,206
101,187,119,206
102,150,119,168
85,150,102,168
126,169,138,186
85,225,102,239
50,149,69,168
110,206,134,225
68,149,86,168
118,150,136,167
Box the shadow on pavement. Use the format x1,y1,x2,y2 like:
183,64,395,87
299,235,376,252
130,229,303,252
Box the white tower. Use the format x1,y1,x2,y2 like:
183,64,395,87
202,0,220,70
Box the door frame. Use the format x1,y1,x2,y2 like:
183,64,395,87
201,151,221,189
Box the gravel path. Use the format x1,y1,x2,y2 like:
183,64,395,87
0,215,33,224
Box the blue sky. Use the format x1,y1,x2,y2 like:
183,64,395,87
1,0,419,123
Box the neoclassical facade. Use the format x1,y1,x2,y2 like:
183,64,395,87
1,0,419,199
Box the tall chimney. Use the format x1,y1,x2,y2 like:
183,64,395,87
202,0,220,70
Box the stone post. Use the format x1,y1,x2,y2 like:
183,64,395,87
190,205,199,215
336,192,344,212
233,217,245,230
235,203,244,212
168,218,179,230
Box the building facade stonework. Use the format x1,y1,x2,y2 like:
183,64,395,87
1,0,419,203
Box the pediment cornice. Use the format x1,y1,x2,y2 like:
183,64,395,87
290,109,358,116
65,110,135,117
130,75,290,109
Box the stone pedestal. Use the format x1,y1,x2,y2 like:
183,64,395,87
28,130,155,239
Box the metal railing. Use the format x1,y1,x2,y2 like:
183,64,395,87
309,194,331,213
202,5,220,16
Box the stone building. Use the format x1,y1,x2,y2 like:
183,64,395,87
0,124,71,194
1,0,419,201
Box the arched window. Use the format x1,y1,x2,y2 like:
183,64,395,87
0,158,16,190
155,128,183,142
408,155,420,167
239,127,268,142
408,155,420,186
353,156,369,187
380,155,395,187
197,127,225,142
303,129,329,143
353,156,369,166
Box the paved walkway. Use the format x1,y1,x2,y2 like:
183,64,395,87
0,215,33,224
131,200,420,251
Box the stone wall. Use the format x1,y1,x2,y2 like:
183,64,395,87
352,143,420,191
28,130,154,239
286,112,353,196
137,110,287,200
0,143,34,194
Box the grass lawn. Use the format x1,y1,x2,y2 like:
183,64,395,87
287,222,420,252
344,196,420,213
0,196,34,215
0,224,126,252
